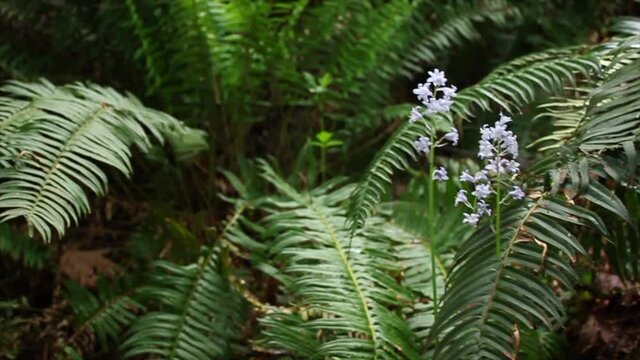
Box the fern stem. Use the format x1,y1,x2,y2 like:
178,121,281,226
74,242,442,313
165,204,247,359
427,134,438,315
315,207,380,357
477,200,540,347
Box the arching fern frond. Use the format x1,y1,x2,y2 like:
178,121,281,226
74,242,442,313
401,0,518,76
578,59,640,152
122,207,247,360
0,80,204,242
431,197,604,359
257,161,420,359
348,46,599,231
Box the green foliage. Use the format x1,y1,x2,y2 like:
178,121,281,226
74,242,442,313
0,80,205,241
348,46,600,231
64,278,141,352
122,230,247,359
431,198,600,359
517,328,571,360
1,1,639,359
257,161,421,359
0,223,50,268
382,171,474,344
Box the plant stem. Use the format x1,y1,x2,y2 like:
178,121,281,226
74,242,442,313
321,146,327,183
427,134,438,315
320,112,326,183
495,178,502,257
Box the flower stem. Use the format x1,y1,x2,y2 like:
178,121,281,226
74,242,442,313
495,180,502,257
427,134,438,315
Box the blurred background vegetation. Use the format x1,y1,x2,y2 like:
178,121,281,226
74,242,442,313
0,0,639,359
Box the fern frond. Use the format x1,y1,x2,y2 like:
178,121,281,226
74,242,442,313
0,223,50,268
122,207,248,360
64,278,141,352
578,59,640,152
431,197,602,359
0,80,204,241
379,174,474,343
257,161,420,359
401,0,518,76
348,46,599,231
517,328,570,360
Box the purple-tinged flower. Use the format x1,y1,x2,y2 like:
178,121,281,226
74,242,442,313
503,133,519,157
460,170,475,183
474,170,489,183
455,189,469,207
505,159,520,174
412,83,432,102
508,186,525,200
477,200,492,217
440,85,457,98
443,128,459,146
433,166,449,181
485,158,507,175
425,98,452,114
472,183,492,199
409,106,423,123
427,68,447,86
498,112,512,125
463,212,480,226
478,140,494,159
414,136,431,155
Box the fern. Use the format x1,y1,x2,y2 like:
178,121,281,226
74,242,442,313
0,79,205,241
122,207,248,360
578,59,640,152
0,223,50,268
431,197,605,359
516,328,570,360
257,161,420,359
400,0,518,76
348,46,599,231
379,173,474,344
64,278,141,353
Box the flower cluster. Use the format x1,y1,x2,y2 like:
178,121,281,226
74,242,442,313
410,69,457,119
455,113,526,226
409,69,458,183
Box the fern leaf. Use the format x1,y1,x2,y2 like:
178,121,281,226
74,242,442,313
431,197,601,359
65,278,141,352
0,80,203,241
122,207,248,360
0,223,50,268
257,161,420,359
578,59,640,152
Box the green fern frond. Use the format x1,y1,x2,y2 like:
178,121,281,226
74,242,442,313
348,46,599,231
257,161,420,359
64,278,141,352
0,223,50,268
0,79,204,242
578,59,640,152
401,0,518,76
611,16,640,37
379,174,474,344
122,206,248,360
431,197,602,359
516,328,570,360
